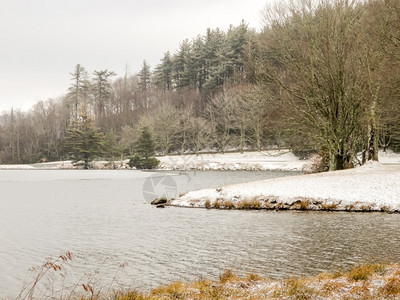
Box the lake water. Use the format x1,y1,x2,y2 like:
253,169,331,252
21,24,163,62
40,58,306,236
1,169,400,298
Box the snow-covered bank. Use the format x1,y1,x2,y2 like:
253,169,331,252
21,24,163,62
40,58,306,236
169,162,400,212
1,149,399,171
158,150,312,171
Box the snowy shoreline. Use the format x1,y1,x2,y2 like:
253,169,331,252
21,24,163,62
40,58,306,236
0,150,313,171
157,149,312,171
1,149,398,171
169,161,400,213
2,150,400,213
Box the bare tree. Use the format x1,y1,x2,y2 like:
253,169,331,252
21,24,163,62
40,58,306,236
259,0,370,170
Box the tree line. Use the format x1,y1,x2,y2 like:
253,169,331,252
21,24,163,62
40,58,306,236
0,0,399,170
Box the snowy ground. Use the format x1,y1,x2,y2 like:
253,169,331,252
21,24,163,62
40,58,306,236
158,149,312,171
170,155,400,212
0,164,35,170
0,149,311,171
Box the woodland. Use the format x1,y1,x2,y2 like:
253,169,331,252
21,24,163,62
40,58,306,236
0,0,399,171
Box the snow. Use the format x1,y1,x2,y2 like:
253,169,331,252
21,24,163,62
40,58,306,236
170,161,400,212
0,164,35,170
158,150,311,171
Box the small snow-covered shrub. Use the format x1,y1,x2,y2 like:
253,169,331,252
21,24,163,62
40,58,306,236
304,151,329,173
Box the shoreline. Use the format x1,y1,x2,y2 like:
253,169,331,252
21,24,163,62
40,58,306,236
1,149,398,172
0,150,313,171
14,262,400,299
115,263,400,299
169,162,400,213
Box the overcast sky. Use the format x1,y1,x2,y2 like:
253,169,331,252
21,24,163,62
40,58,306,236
0,0,267,112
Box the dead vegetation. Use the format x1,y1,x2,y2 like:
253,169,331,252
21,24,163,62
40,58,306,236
18,257,400,299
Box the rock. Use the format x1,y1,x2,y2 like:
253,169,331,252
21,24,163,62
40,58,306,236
151,197,168,205
156,204,165,208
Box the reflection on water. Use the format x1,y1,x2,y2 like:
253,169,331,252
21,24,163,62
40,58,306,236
1,170,400,297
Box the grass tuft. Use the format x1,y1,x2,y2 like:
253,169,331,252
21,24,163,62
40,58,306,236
348,263,385,281
151,281,188,299
284,278,316,299
247,272,262,281
321,203,338,211
223,200,235,209
236,198,262,210
204,199,211,209
213,199,221,209
379,276,400,296
219,269,237,283
292,199,311,210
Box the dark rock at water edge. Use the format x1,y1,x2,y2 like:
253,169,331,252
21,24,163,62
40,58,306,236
151,197,168,205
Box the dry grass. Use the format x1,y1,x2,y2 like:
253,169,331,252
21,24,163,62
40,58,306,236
360,204,372,211
19,254,400,300
379,276,400,296
223,200,235,209
348,264,385,281
285,278,312,298
219,269,237,283
345,204,355,211
247,272,262,281
292,199,311,210
204,199,211,209
151,281,189,299
321,203,338,211
213,199,221,209
236,198,262,210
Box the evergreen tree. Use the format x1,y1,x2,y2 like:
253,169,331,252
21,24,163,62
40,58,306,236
154,52,173,92
135,125,155,159
138,60,152,107
173,40,195,89
67,64,90,120
92,69,116,123
128,125,159,169
63,105,105,169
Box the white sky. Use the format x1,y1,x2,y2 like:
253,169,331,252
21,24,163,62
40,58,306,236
0,0,267,112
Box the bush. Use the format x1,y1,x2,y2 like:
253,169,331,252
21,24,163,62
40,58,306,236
128,155,160,169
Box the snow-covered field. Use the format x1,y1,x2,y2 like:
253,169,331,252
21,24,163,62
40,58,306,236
170,158,400,212
158,149,312,171
1,149,398,171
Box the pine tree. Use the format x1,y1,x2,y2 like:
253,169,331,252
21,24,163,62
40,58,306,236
67,64,90,120
138,60,151,108
135,125,155,159
92,69,116,123
63,105,105,169
154,52,173,92
128,125,159,169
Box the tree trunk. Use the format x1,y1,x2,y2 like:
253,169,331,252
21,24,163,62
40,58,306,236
329,150,345,171
367,101,379,162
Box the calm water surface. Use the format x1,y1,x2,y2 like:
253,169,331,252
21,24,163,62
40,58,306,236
1,169,400,298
